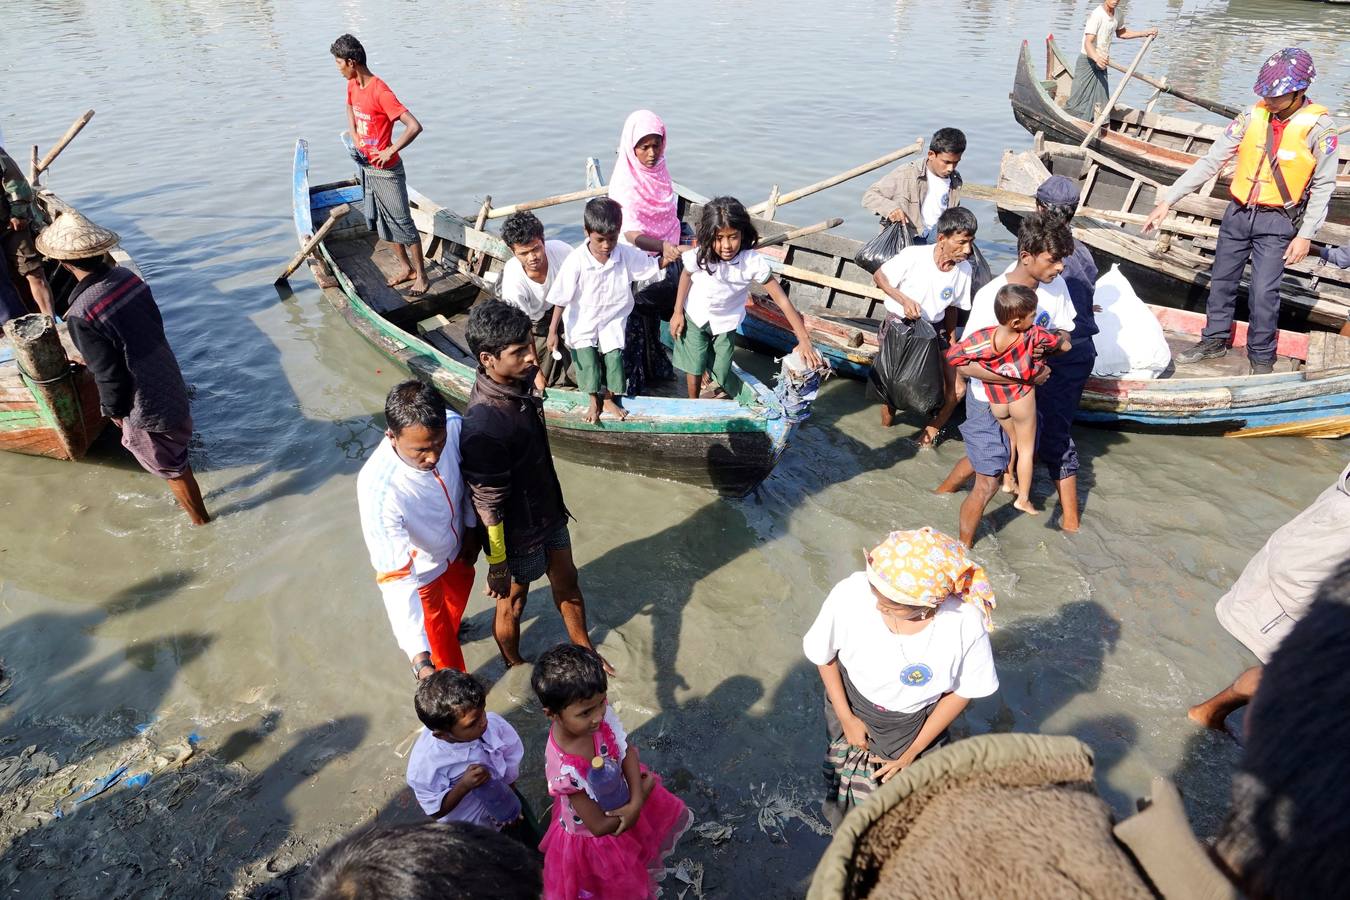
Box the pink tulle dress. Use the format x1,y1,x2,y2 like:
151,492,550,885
540,706,692,900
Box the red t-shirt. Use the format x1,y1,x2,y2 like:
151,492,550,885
346,76,408,169
946,325,1059,404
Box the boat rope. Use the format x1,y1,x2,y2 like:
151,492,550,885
17,361,78,386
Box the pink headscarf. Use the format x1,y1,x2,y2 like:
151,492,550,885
608,109,681,246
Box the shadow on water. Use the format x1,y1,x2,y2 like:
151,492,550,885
987,598,1138,813
67,193,388,520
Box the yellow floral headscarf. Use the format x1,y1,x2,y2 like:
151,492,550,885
864,527,996,626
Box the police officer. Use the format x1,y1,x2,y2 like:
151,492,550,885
1142,48,1338,375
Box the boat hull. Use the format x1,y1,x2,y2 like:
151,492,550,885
291,140,795,497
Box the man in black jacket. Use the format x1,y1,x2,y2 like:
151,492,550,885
36,211,209,525
460,302,610,673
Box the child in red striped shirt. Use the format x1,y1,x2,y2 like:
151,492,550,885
947,284,1065,514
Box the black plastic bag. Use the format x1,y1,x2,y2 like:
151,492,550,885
968,241,993,297
868,315,945,416
854,220,916,274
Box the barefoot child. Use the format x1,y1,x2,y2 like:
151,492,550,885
946,284,1064,515
546,198,662,424
406,670,535,846
670,196,823,400
871,206,978,441
532,644,691,900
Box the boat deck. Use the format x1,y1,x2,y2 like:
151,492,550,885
1160,331,1300,378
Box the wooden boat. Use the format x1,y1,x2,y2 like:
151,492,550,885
710,200,1350,436
1078,307,1350,437
291,139,802,497
1009,37,1350,224
976,140,1350,333
0,190,117,460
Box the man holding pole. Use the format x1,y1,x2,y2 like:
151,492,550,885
1142,48,1337,375
1,146,54,316
1064,0,1159,121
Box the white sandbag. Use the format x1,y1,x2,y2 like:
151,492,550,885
1091,265,1172,378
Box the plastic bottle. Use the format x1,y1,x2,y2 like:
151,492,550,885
474,775,521,825
587,754,630,811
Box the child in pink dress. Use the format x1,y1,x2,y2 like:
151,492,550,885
531,644,692,900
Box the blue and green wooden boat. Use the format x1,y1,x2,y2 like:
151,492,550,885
291,139,802,496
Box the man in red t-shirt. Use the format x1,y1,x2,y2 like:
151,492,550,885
331,34,430,295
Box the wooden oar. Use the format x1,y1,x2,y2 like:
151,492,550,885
770,261,889,303
274,203,350,288
29,109,95,184
747,139,924,216
1103,60,1240,119
487,185,607,219
1080,35,1155,148
754,217,843,248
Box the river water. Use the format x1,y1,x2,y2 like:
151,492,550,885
2,1,1348,896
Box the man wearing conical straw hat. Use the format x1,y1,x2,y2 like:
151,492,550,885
37,211,210,525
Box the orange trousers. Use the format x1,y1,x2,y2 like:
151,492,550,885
417,560,475,671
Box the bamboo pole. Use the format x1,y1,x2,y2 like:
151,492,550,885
33,109,96,181
771,261,888,303
763,184,781,222
274,203,351,287
1102,59,1240,119
754,218,844,249
746,139,924,216
28,146,39,185
486,185,606,219
469,196,492,273
1080,35,1156,148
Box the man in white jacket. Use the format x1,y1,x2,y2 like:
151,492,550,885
1189,461,1350,729
358,381,480,679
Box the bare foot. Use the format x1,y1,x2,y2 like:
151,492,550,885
1001,475,1017,495
915,426,938,449
583,396,601,425
880,405,895,428
1060,514,1081,533
597,653,617,677
405,275,431,297
387,269,415,287
603,397,628,421
1013,497,1039,515
1188,701,1229,730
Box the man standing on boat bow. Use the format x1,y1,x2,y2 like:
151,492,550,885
1142,48,1337,375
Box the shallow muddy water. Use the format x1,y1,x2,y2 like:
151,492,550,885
1,0,1348,895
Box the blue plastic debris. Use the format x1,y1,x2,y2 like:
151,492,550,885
54,765,129,818
124,772,152,789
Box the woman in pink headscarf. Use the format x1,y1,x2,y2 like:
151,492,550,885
609,110,692,394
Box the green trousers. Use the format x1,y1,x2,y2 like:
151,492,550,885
673,320,746,400
573,346,625,395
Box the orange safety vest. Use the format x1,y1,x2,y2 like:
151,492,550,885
1230,99,1329,209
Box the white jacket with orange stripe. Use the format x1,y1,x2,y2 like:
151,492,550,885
357,414,477,659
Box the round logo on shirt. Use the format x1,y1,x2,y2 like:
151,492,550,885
941,287,954,302
901,663,934,687
1035,310,1051,328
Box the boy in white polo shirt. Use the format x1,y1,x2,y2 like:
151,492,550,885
500,211,574,392
872,207,978,443
546,197,661,424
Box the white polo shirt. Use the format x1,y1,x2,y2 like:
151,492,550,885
679,247,774,335
802,572,999,714
877,245,972,324
960,268,1077,403
499,239,572,322
547,242,661,353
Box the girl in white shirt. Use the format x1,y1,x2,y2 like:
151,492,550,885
803,527,998,819
670,197,823,400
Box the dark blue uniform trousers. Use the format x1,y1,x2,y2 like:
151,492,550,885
1201,202,1296,365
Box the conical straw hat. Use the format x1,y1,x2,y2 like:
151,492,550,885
34,210,120,261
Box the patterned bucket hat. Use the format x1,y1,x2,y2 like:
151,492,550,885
1253,48,1315,98
864,527,996,625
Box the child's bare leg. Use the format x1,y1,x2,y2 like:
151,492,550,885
1189,666,1262,731
1009,393,1039,514
584,393,601,424
990,403,1018,494
920,364,960,445
602,392,628,421
685,372,700,400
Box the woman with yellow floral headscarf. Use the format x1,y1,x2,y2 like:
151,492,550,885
802,527,998,821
